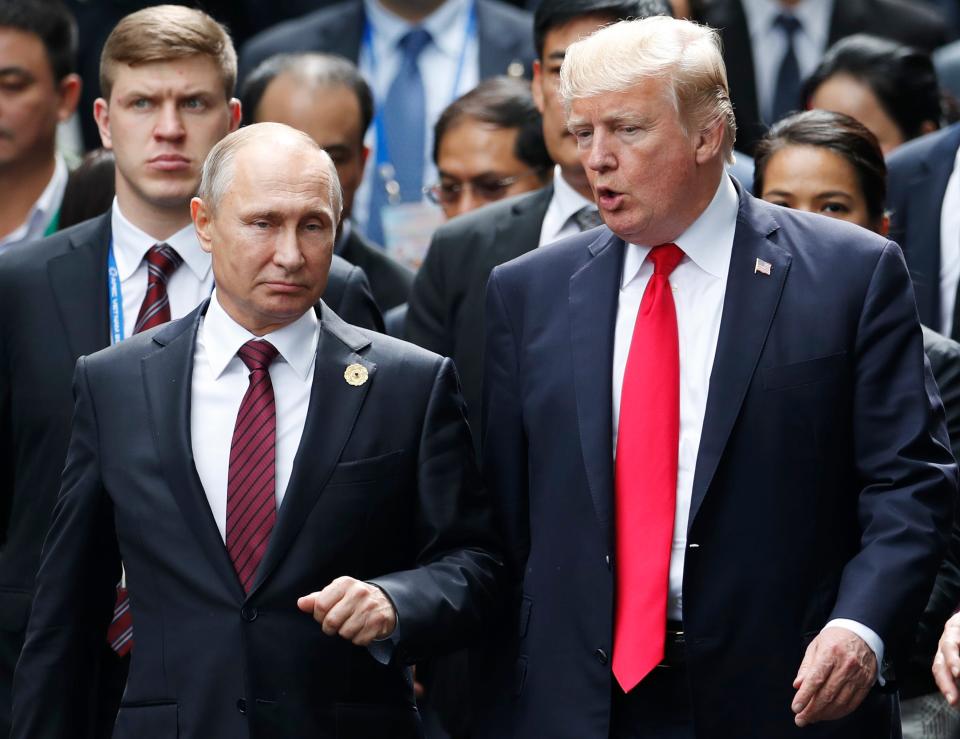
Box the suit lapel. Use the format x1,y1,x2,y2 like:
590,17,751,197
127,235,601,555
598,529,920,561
476,0,526,77
251,304,374,594
829,0,867,42
489,186,553,266
899,127,960,329
688,196,791,529
569,231,623,550
142,302,246,602
47,213,111,359
322,2,365,62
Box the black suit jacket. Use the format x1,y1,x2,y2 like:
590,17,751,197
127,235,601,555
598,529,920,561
886,123,960,333
0,212,382,736
238,0,534,84
337,226,414,313
696,0,949,154
477,184,956,737
405,186,552,454
11,300,502,739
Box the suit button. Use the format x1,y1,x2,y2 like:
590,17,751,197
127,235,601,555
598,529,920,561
241,606,258,622
595,648,609,665
605,554,613,571
236,698,247,714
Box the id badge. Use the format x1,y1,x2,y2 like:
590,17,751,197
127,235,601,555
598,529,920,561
381,201,445,271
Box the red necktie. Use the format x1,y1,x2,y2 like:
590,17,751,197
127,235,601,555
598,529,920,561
106,243,184,657
227,340,280,593
134,243,183,334
612,243,684,692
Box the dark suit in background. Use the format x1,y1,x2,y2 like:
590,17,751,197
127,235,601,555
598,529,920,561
477,187,956,737
11,301,501,739
886,122,960,334
695,0,949,154
338,224,414,313
0,213,382,736
238,0,535,84
406,186,552,455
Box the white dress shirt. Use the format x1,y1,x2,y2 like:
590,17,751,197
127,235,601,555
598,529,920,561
354,0,481,230
191,292,319,541
741,0,834,123
939,144,960,335
538,166,597,247
611,175,884,671
110,198,214,341
0,155,69,250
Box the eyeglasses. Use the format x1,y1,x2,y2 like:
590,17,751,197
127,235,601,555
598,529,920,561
424,170,542,206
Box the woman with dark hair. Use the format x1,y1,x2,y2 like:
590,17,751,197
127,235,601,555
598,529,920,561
804,34,948,154
754,108,960,739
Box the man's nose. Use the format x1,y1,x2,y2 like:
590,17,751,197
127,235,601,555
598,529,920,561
154,102,186,140
273,226,306,271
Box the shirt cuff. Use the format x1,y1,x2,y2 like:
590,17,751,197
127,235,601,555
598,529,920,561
823,618,886,686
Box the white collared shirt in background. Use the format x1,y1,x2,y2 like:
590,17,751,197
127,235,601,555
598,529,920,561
354,0,480,231
191,291,319,541
610,174,884,672
0,155,69,250
741,0,834,122
110,198,213,340
939,144,960,335
538,166,597,246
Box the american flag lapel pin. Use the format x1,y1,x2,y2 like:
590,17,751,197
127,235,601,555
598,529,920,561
754,258,772,276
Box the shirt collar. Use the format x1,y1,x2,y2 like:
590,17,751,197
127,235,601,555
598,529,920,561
621,174,739,289
110,197,211,282
552,165,596,227
363,0,469,60
742,0,833,44
0,154,69,248
202,289,320,381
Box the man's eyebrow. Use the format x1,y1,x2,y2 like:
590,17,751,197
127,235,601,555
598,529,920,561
0,66,32,79
546,50,566,63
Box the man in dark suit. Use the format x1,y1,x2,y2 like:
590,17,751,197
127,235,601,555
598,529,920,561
694,0,948,154
242,52,414,314
239,0,535,245
406,0,672,453
886,122,960,337
11,122,502,739
0,7,381,738
477,16,955,738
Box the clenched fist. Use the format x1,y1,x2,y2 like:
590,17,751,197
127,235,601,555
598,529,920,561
298,576,397,647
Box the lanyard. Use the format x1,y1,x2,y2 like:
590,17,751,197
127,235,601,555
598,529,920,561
43,209,60,238
364,2,477,198
107,241,125,345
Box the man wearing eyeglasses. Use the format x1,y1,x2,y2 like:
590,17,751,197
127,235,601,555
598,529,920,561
426,75,551,221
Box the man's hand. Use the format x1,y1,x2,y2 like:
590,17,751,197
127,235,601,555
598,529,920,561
297,577,397,647
933,612,960,704
791,627,877,727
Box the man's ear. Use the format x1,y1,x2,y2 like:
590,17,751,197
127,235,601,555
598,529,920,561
56,74,82,122
228,98,242,132
93,98,113,149
531,59,545,114
192,196,214,254
694,118,725,165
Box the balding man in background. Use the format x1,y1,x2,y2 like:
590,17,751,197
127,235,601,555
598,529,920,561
11,123,502,739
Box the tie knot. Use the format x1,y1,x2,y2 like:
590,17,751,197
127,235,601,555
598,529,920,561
648,243,684,276
144,243,183,281
774,13,802,36
399,27,432,59
238,340,279,373
573,206,603,232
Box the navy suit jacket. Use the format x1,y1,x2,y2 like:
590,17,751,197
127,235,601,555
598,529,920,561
11,301,502,739
477,183,956,738
238,0,534,84
887,123,960,333
0,212,382,737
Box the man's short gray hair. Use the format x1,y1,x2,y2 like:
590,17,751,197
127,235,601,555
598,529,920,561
559,16,737,162
197,122,344,218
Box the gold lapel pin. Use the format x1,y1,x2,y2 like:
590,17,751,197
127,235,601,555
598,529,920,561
344,363,368,387
754,258,772,276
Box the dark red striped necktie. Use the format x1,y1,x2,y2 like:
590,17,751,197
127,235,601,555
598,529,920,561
227,340,280,593
106,243,183,657
134,243,183,334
